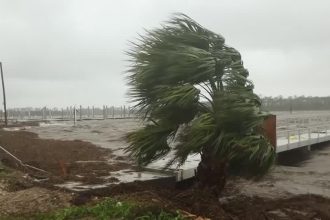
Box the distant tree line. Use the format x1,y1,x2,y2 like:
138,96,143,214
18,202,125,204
261,96,330,111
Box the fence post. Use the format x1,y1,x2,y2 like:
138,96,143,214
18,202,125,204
69,106,73,120
112,106,114,119
66,107,69,119
73,106,76,126
79,105,82,121
42,107,45,120
106,105,108,119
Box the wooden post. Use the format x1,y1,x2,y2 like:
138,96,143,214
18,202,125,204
42,107,46,120
73,106,76,126
79,105,82,120
66,107,69,119
262,114,277,148
112,106,114,118
70,106,73,119
0,62,8,126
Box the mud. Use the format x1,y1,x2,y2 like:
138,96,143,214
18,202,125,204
72,177,330,220
0,129,131,185
0,167,72,216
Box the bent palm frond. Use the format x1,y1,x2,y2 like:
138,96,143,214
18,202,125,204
126,13,275,176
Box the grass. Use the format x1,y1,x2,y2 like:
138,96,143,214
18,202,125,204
2,198,184,220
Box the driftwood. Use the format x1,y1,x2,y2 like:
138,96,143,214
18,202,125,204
0,145,49,175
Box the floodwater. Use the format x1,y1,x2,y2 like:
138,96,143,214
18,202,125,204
25,119,172,190
30,119,141,157
29,119,200,171
23,113,330,198
235,144,330,199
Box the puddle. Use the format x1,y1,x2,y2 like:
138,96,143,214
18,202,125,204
56,169,171,191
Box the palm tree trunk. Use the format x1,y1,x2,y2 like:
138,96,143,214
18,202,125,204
196,152,228,195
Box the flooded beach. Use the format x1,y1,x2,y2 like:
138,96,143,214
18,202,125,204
2,112,330,219
4,112,328,199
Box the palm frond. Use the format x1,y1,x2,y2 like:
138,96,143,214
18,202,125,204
228,135,276,176
125,124,176,166
125,13,275,176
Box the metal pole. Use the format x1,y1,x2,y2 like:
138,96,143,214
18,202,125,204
0,62,8,126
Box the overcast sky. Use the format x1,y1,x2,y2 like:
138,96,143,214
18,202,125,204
1,0,330,108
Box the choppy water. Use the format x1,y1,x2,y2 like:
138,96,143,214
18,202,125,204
22,112,330,196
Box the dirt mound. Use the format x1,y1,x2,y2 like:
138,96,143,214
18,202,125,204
0,129,131,184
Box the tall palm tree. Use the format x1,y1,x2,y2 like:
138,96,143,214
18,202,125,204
125,13,276,191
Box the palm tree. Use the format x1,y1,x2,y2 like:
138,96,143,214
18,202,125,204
125,13,276,191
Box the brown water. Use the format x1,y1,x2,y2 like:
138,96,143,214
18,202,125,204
23,116,330,197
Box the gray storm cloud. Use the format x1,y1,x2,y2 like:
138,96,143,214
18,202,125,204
1,0,330,107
